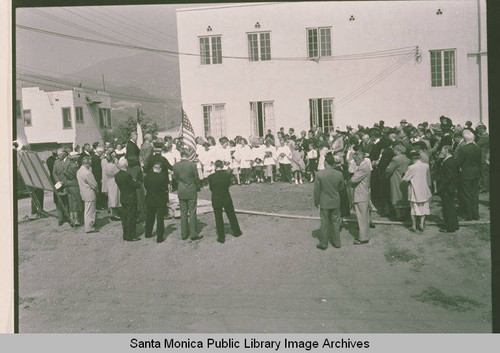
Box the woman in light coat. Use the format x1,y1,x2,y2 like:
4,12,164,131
402,151,432,232
101,149,121,219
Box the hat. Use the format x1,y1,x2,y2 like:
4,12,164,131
408,150,420,159
369,127,381,135
400,119,408,124
69,151,80,159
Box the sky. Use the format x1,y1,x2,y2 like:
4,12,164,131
15,3,204,76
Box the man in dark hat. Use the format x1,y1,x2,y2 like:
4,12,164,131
400,119,409,129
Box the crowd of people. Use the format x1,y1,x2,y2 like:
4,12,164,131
40,115,489,249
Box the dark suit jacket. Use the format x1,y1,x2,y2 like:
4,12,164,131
456,142,481,180
91,154,102,183
360,141,374,156
378,147,395,177
173,159,199,200
115,170,140,204
126,140,140,160
313,165,344,209
208,170,233,208
438,157,458,194
144,172,169,207
369,141,383,161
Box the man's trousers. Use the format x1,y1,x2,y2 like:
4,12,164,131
121,203,138,241
319,208,341,248
179,198,198,240
83,200,96,232
213,199,242,241
354,201,370,242
145,205,166,238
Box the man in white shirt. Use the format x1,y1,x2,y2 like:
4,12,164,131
276,138,292,183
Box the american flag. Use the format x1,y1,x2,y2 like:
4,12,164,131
180,109,197,160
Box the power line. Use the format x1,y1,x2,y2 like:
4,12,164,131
16,64,177,92
87,7,178,48
17,24,417,62
61,7,158,47
25,8,130,45
99,6,176,38
17,72,182,104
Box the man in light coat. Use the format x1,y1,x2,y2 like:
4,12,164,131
76,156,99,233
350,150,372,245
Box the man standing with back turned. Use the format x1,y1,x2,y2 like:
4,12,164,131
173,148,203,241
208,160,243,244
313,152,345,250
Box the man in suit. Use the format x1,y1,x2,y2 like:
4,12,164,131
76,156,99,233
208,160,242,244
456,129,482,221
350,150,372,244
313,152,345,250
173,148,203,241
52,148,72,226
115,158,141,241
437,146,460,233
144,162,169,243
126,131,141,166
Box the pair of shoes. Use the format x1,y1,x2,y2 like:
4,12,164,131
86,229,99,233
353,240,369,245
217,238,225,244
145,233,154,239
439,229,455,233
127,237,140,242
370,223,376,229
316,244,327,250
58,219,64,226
410,227,416,232
190,235,204,241
233,232,242,237
157,234,165,243
181,234,189,240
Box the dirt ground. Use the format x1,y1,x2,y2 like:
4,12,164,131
17,183,491,333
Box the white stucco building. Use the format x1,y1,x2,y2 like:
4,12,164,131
20,87,112,150
176,0,488,138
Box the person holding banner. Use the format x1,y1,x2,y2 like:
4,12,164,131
77,156,99,233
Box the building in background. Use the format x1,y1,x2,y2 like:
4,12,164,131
21,87,112,154
177,1,488,138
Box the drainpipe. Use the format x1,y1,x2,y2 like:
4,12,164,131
477,0,483,123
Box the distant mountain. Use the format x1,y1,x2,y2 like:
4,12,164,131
67,52,182,130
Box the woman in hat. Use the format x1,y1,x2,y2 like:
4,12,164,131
64,151,84,226
402,150,432,232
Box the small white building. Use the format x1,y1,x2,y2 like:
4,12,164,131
20,87,112,151
176,1,488,138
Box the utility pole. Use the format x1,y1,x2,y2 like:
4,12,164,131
101,73,106,91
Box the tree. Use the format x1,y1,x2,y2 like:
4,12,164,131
104,111,159,144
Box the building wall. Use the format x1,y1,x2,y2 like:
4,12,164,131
15,87,28,146
73,89,111,147
21,87,112,148
22,87,76,144
177,0,488,137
